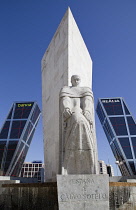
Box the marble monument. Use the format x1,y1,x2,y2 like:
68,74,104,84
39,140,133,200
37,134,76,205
42,8,98,181
42,7,109,210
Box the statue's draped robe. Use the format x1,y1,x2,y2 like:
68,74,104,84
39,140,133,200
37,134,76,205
60,86,95,174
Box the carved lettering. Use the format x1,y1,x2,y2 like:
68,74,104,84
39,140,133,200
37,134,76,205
69,178,94,186
60,193,107,201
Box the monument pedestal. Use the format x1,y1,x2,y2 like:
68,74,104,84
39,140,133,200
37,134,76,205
57,174,109,210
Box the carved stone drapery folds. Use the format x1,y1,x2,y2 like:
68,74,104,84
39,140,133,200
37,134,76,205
59,75,97,175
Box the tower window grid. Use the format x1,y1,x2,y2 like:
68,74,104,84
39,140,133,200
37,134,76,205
0,102,41,177
96,98,136,176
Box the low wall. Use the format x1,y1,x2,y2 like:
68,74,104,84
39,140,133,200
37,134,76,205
0,182,58,210
109,182,136,210
0,181,136,209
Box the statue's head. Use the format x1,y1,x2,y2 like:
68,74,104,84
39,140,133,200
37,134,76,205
71,75,81,87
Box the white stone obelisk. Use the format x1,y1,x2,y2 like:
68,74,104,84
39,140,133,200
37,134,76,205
42,8,98,181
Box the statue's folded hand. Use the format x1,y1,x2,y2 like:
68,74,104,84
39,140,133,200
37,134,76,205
83,110,93,126
63,108,72,119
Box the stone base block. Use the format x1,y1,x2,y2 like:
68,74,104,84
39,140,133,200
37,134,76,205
57,174,109,210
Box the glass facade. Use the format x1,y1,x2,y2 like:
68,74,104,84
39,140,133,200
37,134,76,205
0,102,41,177
96,98,136,176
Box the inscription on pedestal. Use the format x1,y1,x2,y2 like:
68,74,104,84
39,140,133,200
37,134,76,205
57,175,109,210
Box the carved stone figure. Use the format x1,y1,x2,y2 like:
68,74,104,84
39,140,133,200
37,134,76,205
60,75,96,174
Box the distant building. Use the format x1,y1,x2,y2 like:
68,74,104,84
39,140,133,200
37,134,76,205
0,102,41,177
98,160,114,176
96,97,136,176
107,164,114,177
20,161,44,182
98,160,107,174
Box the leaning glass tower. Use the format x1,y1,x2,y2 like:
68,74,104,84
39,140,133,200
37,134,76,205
96,98,136,176
0,102,41,177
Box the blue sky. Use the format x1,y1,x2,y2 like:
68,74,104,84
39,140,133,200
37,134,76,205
0,0,136,175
